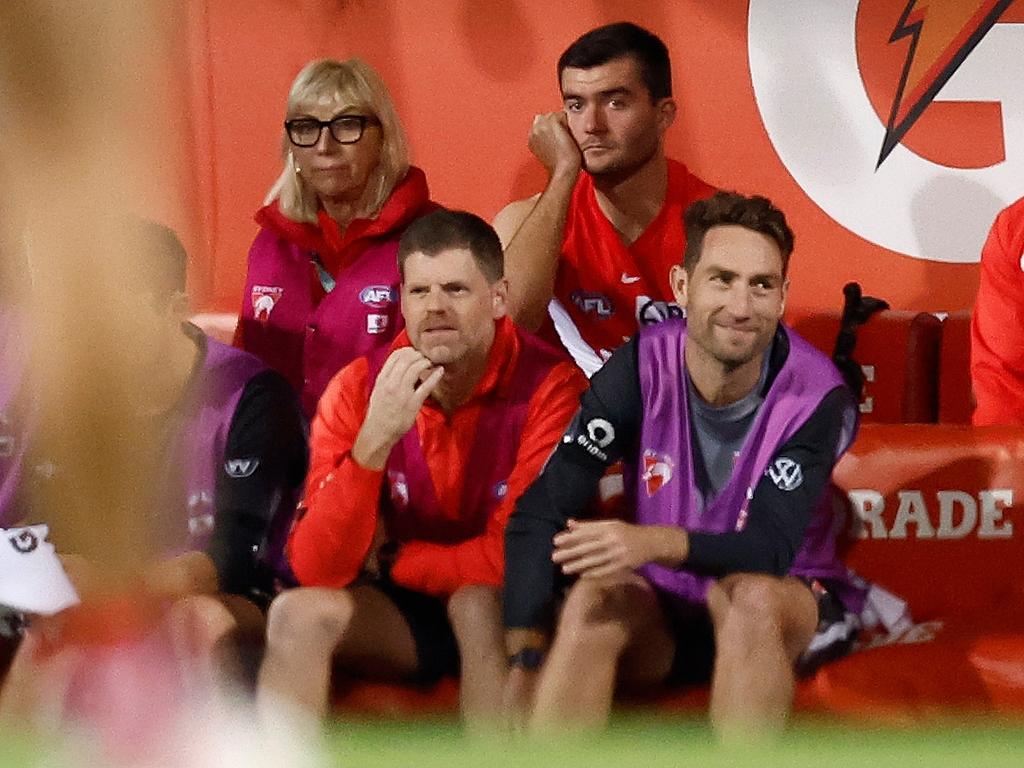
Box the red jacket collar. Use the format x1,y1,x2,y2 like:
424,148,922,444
254,166,432,260
388,316,519,403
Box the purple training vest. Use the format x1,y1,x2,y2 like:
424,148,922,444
238,229,405,418
370,327,565,544
170,334,295,577
0,307,30,527
631,319,865,611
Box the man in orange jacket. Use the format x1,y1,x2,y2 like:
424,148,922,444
972,196,1024,425
257,210,585,731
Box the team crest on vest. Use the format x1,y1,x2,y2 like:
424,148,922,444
642,449,674,496
252,286,284,322
388,470,409,509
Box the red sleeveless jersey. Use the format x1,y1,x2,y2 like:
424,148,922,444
553,159,715,375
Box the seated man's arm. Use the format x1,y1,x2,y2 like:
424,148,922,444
972,201,1024,425
389,361,588,597
494,113,582,332
503,339,643,638
684,388,849,577
288,350,444,587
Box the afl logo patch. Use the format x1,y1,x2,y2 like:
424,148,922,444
359,285,394,309
766,457,803,492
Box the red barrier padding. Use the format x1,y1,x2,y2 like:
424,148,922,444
789,311,942,423
938,310,974,424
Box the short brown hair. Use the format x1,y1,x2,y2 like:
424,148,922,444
397,209,503,283
683,192,794,275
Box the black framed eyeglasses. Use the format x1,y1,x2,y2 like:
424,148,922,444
284,114,379,147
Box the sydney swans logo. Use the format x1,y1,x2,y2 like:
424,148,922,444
748,0,1023,264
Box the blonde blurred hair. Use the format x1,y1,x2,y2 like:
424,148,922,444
264,58,410,223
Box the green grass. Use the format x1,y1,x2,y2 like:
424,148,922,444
328,716,1024,768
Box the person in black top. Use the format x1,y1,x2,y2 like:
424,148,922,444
1,222,307,700
503,193,859,739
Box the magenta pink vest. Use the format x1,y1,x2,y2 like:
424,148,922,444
238,230,405,417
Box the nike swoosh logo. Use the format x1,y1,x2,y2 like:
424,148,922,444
621,273,641,284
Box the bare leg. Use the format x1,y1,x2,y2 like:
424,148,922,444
706,574,817,742
446,585,505,736
166,593,265,691
528,573,675,735
257,585,418,724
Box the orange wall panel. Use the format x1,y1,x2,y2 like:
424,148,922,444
181,0,1024,315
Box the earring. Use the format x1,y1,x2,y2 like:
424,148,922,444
294,164,301,174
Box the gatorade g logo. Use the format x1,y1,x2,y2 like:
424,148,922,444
8,529,38,554
748,0,1024,263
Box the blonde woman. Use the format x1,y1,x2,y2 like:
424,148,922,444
235,58,436,416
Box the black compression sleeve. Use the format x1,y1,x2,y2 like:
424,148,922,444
503,338,642,629
684,387,850,577
207,370,307,596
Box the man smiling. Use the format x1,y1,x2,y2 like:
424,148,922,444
258,210,584,732
494,22,716,375
504,193,868,739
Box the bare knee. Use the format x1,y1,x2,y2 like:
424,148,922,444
715,576,814,655
556,577,649,653
265,588,355,657
169,595,238,655
726,577,786,627
447,585,501,640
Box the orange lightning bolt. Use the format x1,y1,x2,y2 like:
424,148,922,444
878,0,1015,167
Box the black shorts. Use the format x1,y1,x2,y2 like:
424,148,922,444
661,577,854,686
368,580,460,686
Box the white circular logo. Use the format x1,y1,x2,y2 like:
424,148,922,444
748,0,1024,263
767,457,804,492
586,418,615,448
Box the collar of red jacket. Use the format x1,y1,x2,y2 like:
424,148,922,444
388,315,520,403
253,165,431,259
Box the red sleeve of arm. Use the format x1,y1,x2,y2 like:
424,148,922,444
972,202,1024,425
287,358,385,587
389,362,587,597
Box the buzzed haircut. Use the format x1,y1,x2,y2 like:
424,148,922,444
397,209,504,283
558,22,672,101
683,192,795,276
